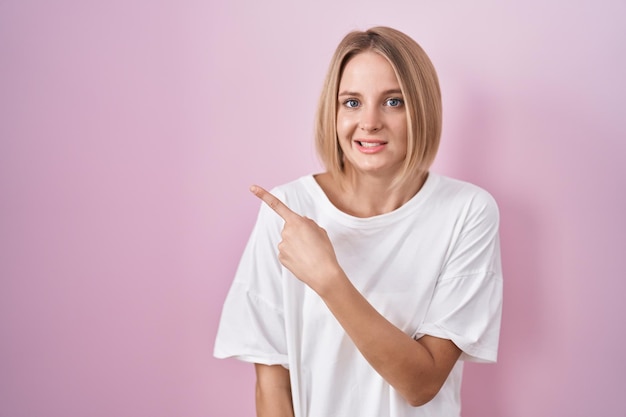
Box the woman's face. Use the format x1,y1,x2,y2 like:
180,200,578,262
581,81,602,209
336,51,408,180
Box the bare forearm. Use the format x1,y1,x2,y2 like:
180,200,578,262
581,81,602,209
318,271,460,406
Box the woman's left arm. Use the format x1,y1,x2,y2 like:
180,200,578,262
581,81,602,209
318,268,461,406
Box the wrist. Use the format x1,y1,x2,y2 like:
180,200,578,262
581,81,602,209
314,266,348,299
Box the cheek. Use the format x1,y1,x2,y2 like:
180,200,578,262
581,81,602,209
394,117,408,141
336,113,354,140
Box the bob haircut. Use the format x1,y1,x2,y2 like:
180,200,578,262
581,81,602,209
315,26,442,185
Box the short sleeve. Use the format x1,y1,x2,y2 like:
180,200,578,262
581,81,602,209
414,190,503,363
213,201,289,366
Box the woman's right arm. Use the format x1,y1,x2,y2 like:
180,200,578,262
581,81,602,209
254,364,294,417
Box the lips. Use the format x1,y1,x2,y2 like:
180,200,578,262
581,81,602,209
354,139,388,153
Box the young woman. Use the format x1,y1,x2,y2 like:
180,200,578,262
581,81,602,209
215,26,503,417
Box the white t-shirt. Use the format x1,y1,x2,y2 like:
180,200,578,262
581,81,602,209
214,173,503,417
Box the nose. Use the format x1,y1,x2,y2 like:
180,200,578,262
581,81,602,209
359,106,382,132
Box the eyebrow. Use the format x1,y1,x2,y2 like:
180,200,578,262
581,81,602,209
338,89,404,97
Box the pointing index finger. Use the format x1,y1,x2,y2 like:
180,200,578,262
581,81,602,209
250,185,299,222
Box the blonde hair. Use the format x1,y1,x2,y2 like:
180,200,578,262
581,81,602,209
315,26,442,185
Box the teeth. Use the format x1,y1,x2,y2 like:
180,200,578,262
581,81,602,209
360,142,383,147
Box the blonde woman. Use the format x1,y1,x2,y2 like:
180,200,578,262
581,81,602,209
215,26,503,417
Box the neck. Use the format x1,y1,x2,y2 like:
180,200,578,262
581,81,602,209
323,170,428,218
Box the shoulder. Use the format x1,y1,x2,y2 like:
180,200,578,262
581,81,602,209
249,176,316,238
429,173,500,224
269,175,315,201
265,175,323,215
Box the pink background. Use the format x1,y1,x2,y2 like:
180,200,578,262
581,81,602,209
1,1,625,416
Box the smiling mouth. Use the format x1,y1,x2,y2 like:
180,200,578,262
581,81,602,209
356,141,387,147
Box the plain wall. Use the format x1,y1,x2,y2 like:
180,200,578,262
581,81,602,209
1,1,625,416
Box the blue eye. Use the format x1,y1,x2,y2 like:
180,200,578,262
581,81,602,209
344,99,360,108
386,98,403,107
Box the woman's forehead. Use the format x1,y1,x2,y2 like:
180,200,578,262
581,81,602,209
339,52,401,92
